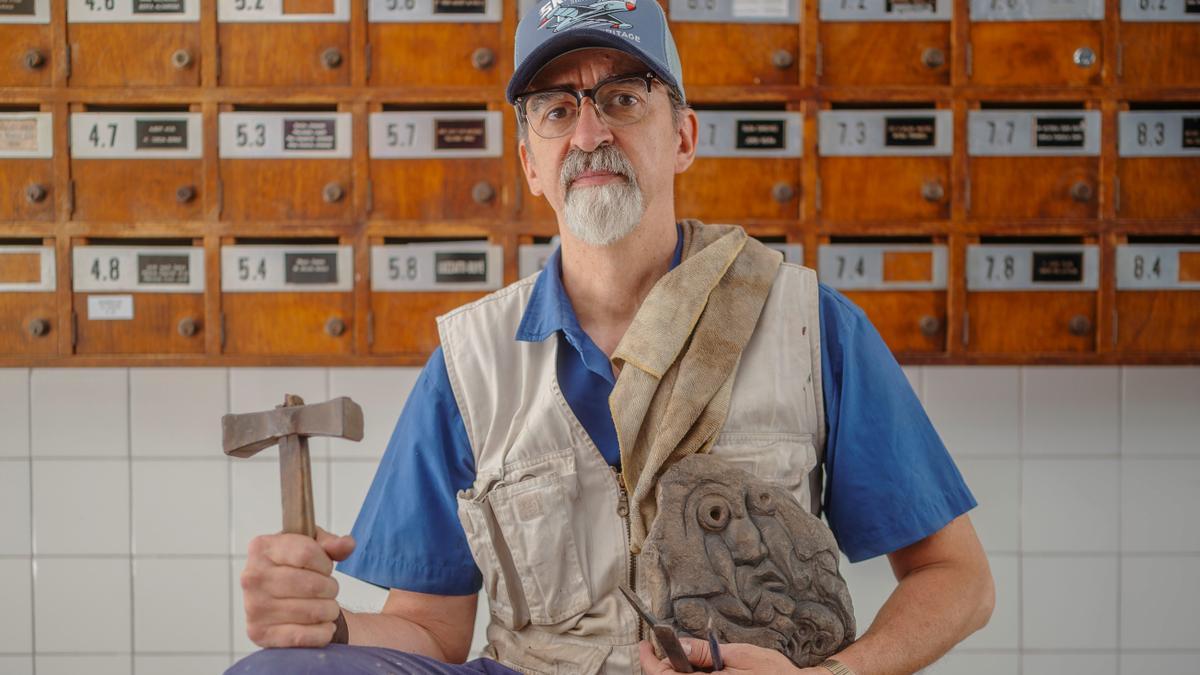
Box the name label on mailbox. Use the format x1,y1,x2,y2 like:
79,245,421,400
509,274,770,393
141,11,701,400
217,0,350,22
369,111,501,159
368,0,500,22
819,110,952,157
221,245,353,292
73,246,205,293
0,0,50,23
1116,245,1200,290
970,0,1103,20
372,241,502,292
0,246,55,292
1118,111,1200,158
967,245,1098,291
968,110,1101,156
71,113,202,160
219,113,352,159
668,0,800,23
819,244,947,290
1120,0,1200,21
821,0,950,22
696,111,803,158
0,112,53,158
766,242,803,264
67,0,200,23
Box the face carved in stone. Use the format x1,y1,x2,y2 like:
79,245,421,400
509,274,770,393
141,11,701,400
639,454,856,668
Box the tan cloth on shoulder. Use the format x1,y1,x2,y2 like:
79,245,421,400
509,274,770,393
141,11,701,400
611,219,782,553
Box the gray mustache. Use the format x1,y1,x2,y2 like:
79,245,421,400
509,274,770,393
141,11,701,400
560,145,637,190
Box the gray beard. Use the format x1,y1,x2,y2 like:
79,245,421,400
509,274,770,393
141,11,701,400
559,145,646,247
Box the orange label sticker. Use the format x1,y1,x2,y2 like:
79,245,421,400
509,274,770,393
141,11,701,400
282,0,335,13
882,251,932,283
1179,252,1200,283
0,253,41,284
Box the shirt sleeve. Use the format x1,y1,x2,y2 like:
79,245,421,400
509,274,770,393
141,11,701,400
335,347,483,595
817,283,977,563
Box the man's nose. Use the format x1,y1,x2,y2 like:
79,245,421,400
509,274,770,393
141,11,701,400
570,98,614,153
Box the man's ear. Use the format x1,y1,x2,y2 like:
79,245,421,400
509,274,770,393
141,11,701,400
674,108,698,174
519,140,544,197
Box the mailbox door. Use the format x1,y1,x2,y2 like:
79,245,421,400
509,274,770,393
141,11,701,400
1119,22,1200,88
820,23,950,86
369,24,501,87
222,158,352,221
841,290,946,353
73,159,203,222
222,293,353,355
970,156,1098,219
69,23,200,87
1118,158,1200,220
218,23,350,87
369,292,486,355
0,159,53,221
0,25,52,87
676,157,801,221
0,293,57,355
74,293,205,355
673,23,800,86
969,22,1102,87
372,158,502,220
822,157,950,221
967,291,1096,353
1116,291,1200,353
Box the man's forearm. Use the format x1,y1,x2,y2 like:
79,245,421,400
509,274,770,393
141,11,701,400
342,609,459,661
829,559,994,675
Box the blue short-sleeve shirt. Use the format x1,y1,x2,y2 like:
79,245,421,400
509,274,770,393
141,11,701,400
337,229,976,595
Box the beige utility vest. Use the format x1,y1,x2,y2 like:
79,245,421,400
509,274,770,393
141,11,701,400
437,261,827,675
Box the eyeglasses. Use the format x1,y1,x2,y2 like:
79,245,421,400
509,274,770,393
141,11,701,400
516,71,659,139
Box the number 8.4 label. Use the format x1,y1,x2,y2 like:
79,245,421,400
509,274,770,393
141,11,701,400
1116,245,1200,290
371,242,502,292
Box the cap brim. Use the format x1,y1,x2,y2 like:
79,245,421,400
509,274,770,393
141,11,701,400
505,29,682,104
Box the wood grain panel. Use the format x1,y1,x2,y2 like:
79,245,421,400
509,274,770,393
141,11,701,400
966,291,1097,354
969,22,1103,87
0,25,52,87
819,23,950,87
969,156,1098,220
71,160,203,222
67,23,199,87
369,291,488,355
0,294,56,356
676,157,801,221
370,158,504,220
222,292,353,355
820,156,950,222
368,24,502,87
73,293,205,354
841,289,946,353
1117,158,1200,220
1115,291,1200,353
218,23,349,87
672,24,800,87
0,159,54,222
220,159,352,221
1119,25,1200,88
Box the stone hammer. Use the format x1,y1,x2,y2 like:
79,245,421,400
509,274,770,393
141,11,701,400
223,394,363,538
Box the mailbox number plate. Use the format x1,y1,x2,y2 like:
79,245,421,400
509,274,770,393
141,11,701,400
968,110,1101,156
819,110,952,156
71,113,202,160
0,112,53,158
0,246,55,292
1120,0,1200,21
518,242,556,279
821,0,950,21
219,113,352,159
1116,245,1200,290
221,245,353,292
368,0,500,22
668,0,800,23
1118,111,1200,158
967,245,1098,290
0,0,49,23
819,244,947,290
970,0,1103,20
217,0,350,22
696,111,803,158
372,241,502,291
67,0,200,23
73,246,204,293
369,111,501,159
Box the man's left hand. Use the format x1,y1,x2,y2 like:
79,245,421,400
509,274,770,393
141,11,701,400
637,637,828,674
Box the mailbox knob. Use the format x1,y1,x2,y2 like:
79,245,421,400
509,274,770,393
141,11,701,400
321,48,344,69
1068,314,1092,336
176,185,196,204
325,317,346,337
771,49,794,70
322,182,345,204
1073,47,1096,68
471,47,495,70
26,183,47,204
27,318,49,338
170,48,193,70
921,47,946,70
177,317,199,338
771,182,796,204
921,180,945,203
23,49,46,70
919,315,941,337
1069,180,1093,203
471,181,496,204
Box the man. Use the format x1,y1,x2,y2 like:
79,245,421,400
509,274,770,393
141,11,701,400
229,1,994,673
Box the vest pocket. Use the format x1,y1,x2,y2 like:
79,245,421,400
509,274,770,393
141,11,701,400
710,432,819,511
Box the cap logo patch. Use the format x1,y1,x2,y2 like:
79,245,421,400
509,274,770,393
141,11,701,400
538,0,638,33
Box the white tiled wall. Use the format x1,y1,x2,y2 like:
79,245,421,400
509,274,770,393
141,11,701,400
1,366,1197,674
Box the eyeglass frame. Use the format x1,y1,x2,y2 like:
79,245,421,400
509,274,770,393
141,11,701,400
514,71,661,139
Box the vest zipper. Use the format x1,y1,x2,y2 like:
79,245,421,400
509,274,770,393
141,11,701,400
612,467,643,642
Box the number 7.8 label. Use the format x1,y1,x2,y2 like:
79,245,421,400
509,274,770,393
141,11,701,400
967,245,1098,291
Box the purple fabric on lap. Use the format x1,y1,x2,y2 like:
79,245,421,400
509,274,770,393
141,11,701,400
225,645,520,675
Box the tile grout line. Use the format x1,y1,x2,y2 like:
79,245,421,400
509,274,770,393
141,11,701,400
1016,366,1024,675
227,367,236,666
28,368,36,675
128,368,136,674
1115,366,1124,674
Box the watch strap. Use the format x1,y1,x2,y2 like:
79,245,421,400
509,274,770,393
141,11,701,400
818,659,856,675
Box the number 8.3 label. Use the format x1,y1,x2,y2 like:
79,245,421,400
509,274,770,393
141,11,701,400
72,246,205,293
1118,111,1200,157
967,245,1098,291
371,242,503,292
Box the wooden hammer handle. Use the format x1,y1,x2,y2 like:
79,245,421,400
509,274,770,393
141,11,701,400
278,432,317,539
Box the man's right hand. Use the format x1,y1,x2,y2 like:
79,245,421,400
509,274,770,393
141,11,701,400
240,527,356,648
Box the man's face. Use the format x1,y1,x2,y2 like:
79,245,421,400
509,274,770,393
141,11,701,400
517,48,697,247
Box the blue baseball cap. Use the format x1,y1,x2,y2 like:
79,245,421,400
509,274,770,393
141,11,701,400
506,0,686,105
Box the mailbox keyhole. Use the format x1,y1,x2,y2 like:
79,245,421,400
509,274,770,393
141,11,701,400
1068,315,1092,337
171,49,193,70
1073,47,1096,69
921,48,946,70
771,49,794,70
323,183,345,204
27,318,49,338
472,47,495,71
472,181,496,204
322,48,344,70
325,317,347,338
176,185,197,204
1069,181,1094,203
23,49,46,70
26,184,48,204
919,315,941,337
177,318,199,338
772,182,796,204
921,180,946,203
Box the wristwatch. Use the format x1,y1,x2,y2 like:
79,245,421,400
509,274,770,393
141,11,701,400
818,659,856,675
